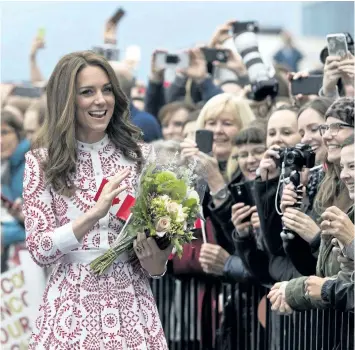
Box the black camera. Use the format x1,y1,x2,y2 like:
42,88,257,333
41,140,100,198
276,143,315,171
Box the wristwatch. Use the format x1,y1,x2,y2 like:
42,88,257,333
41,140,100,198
210,184,229,200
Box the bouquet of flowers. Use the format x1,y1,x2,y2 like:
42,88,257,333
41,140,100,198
90,151,205,275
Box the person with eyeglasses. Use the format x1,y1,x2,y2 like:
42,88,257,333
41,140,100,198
269,97,354,316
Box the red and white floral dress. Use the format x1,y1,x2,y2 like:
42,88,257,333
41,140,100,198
23,135,168,350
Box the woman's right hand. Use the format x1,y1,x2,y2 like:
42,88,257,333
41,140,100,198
180,138,225,193
258,145,281,181
93,169,130,219
322,55,341,96
280,183,297,213
232,203,257,237
288,71,310,104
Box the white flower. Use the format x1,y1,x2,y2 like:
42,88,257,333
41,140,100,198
188,190,200,203
160,195,170,203
156,231,167,238
166,201,180,214
176,205,188,223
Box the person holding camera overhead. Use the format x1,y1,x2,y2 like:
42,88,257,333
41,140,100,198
23,51,171,349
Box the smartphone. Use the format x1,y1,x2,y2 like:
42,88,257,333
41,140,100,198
92,46,119,61
195,129,213,154
110,8,125,23
232,21,259,35
38,28,45,40
327,33,348,58
201,48,230,63
11,86,42,98
1,194,14,207
291,75,323,96
154,52,189,70
166,54,179,64
229,182,255,223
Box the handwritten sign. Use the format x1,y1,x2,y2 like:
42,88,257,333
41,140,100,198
1,266,32,350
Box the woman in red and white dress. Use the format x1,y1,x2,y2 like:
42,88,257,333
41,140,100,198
23,51,171,349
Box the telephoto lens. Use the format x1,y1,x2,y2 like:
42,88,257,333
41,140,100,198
233,23,278,101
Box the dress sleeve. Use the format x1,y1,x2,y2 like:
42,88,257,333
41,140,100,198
23,151,81,267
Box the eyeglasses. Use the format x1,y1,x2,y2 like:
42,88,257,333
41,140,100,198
318,122,353,136
232,147,266,160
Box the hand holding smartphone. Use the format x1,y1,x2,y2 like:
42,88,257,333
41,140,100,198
291,75,323,96
195,129,214,154
327,33,349,58
154,52,189,70
229,182,255,223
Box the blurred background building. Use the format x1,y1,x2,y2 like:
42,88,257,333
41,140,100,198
302,1,354,37
1,1,354,83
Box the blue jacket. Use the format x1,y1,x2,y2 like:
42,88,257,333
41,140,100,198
130,103,162,143
2,139,30,247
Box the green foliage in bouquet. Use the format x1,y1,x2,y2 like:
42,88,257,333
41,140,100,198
90,160,202,275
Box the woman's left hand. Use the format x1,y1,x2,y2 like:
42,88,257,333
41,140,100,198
304,276,332,300
282,208,320,243
199,243,230,276
133,232,173,276
320,206,355,247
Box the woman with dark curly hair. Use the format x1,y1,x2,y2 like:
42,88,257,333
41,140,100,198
24,51,171,349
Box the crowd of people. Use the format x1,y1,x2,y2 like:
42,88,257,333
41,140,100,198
1,11,354,350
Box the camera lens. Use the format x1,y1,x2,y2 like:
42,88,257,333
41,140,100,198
234,32,278,101
285,152,295,166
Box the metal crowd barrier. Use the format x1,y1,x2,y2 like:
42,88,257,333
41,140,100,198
151,275,354,350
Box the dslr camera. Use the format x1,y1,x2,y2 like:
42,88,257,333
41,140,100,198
232,21,279,101
277,143,315,171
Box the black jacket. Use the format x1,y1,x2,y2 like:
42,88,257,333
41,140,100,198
254,175,320,276
144,80,166,119
166,75,223,104
207,170,244,255
321,276,354,312
232,229,302,285
222,254,253,284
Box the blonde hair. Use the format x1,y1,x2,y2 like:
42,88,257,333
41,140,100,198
196,93,255,130
196,93,255,180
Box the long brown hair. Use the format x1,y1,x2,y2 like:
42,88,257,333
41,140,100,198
33,51,144,196
314,97,354,216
